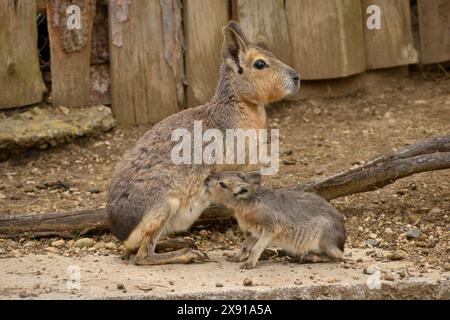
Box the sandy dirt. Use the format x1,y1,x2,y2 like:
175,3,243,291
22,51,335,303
0,72,449,299
0,248,448,299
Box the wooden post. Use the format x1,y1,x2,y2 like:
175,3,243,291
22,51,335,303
46,0,96,107
109,0,184,126
232,0,292,66
417,0,450,64
362,0,418,69
0,1,46,109
285,0,366,80
183,0,229,107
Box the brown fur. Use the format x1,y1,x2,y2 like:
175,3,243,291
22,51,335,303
107,21,299,265
205,171,346,269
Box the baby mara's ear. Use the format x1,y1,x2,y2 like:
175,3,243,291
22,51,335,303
245,171,261,185
205,174,216,189
233,183,255,199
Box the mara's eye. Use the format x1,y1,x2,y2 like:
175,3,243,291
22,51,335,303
253,59,267,70
219,182,227,189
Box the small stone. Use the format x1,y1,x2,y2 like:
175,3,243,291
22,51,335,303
366,239,380,247
24,187,35,193
364,265,380,275
105,242,117,250
282,159,296,165
74,238,95,248
243,278,252,287
51,239,65,248
93,241,107,249
0,192,5,199
406,228,421,240
387,252,404,261
169,280,174,286
199,229,208,237
443,263,450,271
88,187,101,194
383,273,395,281
45,246,58,253
117,283,125,290
408,214,421,225
429,207,441,215
369,233,378,239
23,241,36,248
215,283,223,288
384,227,393,234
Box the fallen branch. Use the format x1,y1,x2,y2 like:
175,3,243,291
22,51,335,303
0,205,234,239
0,135,449,238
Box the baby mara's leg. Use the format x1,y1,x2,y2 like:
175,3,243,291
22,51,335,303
227,235,258,262
240,231,273,269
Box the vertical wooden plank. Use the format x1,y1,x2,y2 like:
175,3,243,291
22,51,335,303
362,0,418,69
0,1,46,109
47,0,96,107
183,0,229,107
417,0,450,64
109,0,184,126
285,0,366,80
232,0,292,66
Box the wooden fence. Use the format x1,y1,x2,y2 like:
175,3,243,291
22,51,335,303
1,0,449,126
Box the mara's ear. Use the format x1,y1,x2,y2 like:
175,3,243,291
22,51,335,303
245,171,261,185
222,21,249,74
234,184,255,199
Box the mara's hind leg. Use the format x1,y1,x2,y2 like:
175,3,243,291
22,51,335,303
133,201,209,266
322,245,344,262
240,231,273,270
226,235,258,262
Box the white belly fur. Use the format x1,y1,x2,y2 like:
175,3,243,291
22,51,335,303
165,194,211,234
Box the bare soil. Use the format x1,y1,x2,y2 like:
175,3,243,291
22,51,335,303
0,72,449,280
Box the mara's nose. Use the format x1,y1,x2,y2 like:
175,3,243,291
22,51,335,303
289,70,300,85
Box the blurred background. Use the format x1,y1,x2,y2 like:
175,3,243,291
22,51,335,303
1,0,449,126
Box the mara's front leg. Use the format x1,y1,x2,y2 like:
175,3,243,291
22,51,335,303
227,235,258,262
132,200,209,265
240,231,273,269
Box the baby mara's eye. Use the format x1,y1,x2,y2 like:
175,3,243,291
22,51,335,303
253,59,268,70
219,182,227,189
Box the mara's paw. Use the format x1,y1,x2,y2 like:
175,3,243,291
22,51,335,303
240,261,256,270
226,254,244,262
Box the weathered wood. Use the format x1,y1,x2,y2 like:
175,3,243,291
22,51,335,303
46,0,96,107
0,1,46,109
417,0,450,64
0,206,234,239
183,0,229,107
232,0,292,66
109,0,184,126
0,209,109,238
362,0,418,69
285,0,366,80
